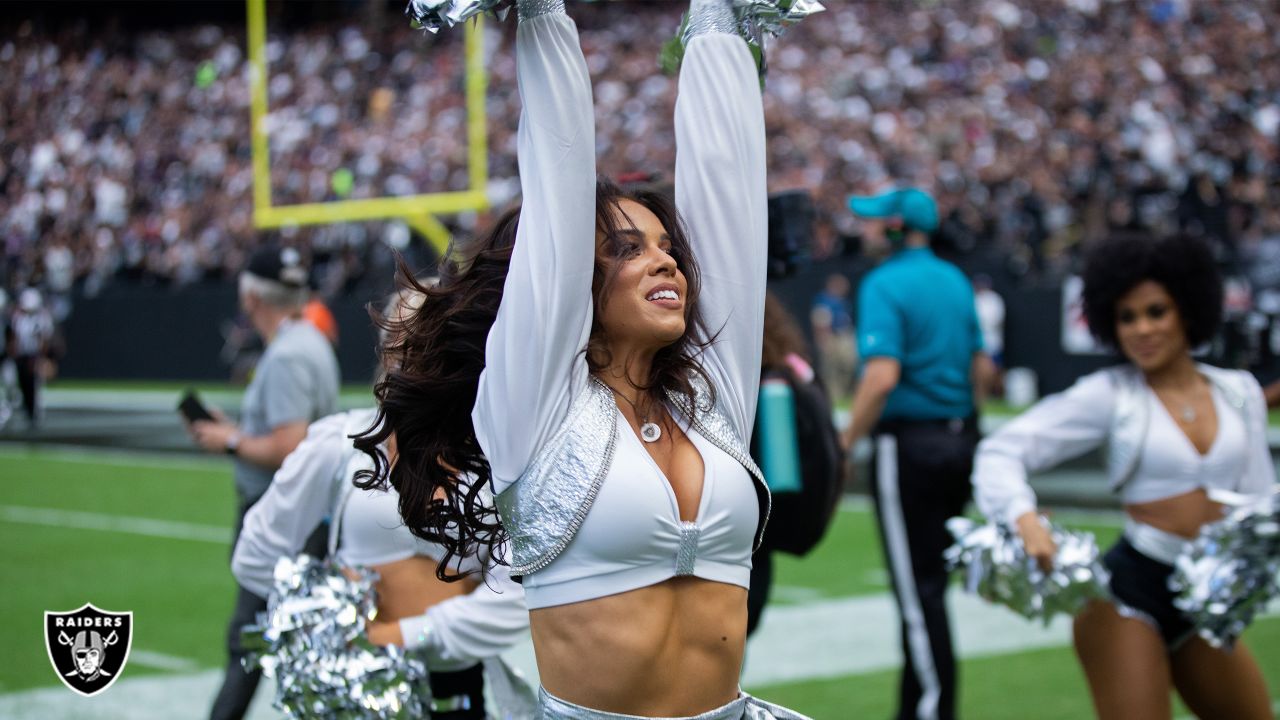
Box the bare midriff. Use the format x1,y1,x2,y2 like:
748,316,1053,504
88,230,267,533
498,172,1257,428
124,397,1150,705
530,576,747,716
1125,487,1227,540
366,555,475,622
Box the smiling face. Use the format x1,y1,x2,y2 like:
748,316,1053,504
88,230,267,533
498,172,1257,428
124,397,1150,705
594,199,689,353
1114,280,1190,373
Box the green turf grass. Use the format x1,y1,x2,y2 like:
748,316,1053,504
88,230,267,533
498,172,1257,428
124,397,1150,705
1,447,1274,715
748,616,1280,719
0,449,238,693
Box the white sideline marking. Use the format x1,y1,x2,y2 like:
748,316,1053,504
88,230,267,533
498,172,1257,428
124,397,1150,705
0,444,232,472
127,651,201,673
0,506,229,544
2,591,1277,719
838,495,1129,529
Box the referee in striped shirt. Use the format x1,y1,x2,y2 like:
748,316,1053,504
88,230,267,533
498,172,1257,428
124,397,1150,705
841,188,993,720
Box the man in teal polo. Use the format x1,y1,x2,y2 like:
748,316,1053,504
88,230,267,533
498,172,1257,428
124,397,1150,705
841,188,992,720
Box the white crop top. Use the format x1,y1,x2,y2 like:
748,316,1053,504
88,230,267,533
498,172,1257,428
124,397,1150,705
471,16,768,608
1122,383,1247,504
333,468,444,568
973,367,1276,526
520,414,760,609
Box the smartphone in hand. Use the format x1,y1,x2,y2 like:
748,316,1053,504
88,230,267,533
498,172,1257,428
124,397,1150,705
177,389,216,424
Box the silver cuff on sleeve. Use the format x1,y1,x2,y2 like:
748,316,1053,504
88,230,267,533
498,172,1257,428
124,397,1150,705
518,0,565,21
686,0,737,38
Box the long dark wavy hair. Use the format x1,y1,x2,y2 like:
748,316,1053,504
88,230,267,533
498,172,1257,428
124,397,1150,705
354,177,716,580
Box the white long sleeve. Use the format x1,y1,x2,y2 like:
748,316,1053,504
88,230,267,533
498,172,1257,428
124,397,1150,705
674,28,769,439
972,371,1114,526
472,10,596,494
1238,372,1277,497
399,552,529,670
232,411,358,598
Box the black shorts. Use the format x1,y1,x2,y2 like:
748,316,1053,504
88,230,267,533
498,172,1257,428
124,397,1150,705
1103,537,1195,649
427,663,486,719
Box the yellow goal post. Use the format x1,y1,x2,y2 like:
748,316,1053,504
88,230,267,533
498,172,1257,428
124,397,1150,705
245,0,489,254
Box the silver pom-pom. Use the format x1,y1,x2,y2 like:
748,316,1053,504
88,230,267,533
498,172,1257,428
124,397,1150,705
1169,489,1280,649
241,555,431,719
731,0,825,39
406,0,513,33
945,516,1110,625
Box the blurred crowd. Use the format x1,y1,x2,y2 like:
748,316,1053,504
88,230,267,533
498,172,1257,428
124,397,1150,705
2,0,1279,301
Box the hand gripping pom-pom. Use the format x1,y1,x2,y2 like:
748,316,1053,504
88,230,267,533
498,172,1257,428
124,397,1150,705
241,555,432,719
1169,489,1280,648
945,516,1110,626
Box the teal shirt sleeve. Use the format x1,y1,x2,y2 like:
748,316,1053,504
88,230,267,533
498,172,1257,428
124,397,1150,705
857,275,903,361
968,285,985,354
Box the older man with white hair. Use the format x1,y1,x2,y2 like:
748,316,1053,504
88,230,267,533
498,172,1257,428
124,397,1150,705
188,243,340,720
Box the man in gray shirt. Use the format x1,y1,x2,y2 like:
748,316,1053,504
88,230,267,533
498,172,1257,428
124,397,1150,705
189,244,339,720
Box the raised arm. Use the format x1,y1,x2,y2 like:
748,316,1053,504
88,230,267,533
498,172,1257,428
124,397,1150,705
972,370,1115,526
473,2,597,494
674,0,769,438
232,412,352,598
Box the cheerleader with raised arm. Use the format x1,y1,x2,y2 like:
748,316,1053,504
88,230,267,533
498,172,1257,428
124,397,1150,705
358,1,810,717
971,234,1276,720
233,289,531,719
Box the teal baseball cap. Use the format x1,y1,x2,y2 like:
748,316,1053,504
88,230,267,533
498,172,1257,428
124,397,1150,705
847,187,939,233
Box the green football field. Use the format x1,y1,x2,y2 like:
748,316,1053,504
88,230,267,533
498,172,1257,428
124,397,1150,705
1,446,1276,718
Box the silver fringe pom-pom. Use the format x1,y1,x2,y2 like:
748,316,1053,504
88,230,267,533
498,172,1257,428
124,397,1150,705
1169,489,1280,649
945,517,1110,625
241,555,430,719
661,0,825,77
406,0,512,33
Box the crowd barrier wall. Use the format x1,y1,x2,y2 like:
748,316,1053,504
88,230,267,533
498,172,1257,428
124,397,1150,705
60,267,1112,394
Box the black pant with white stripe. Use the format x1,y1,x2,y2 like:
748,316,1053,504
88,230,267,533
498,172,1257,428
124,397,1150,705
869,417,978,720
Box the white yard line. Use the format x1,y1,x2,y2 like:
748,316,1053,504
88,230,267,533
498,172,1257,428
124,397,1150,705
124,651,202,674
0,444,232,472
0,506,229,544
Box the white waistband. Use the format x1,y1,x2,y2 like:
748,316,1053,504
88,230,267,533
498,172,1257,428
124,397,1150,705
1123,518,1190,566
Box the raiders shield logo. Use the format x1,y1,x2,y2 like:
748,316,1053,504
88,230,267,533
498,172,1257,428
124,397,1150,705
44,603,133,697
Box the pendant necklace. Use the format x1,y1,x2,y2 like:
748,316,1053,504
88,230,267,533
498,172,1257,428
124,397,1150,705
1179,404,1196,423
610,387,662,442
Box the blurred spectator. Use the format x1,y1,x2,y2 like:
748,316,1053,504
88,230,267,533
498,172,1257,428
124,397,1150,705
973,273,1006,399
973,275,1005,366
8,287,55,429
2,0,1279,292
810,273,857,397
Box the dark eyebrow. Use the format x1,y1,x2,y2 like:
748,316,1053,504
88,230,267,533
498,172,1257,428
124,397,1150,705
606,229,671,244
607,228,644,242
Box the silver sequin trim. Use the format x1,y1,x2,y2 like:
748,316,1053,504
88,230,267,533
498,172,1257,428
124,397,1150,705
676,522,701,575
517,0,564,21
685,0,737,39
499,377,618,577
